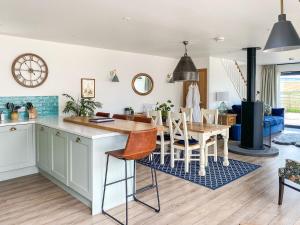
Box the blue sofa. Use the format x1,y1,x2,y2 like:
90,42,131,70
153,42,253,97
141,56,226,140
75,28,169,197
229,104,285,141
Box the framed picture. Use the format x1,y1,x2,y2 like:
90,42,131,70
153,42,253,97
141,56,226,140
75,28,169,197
81,78,95,98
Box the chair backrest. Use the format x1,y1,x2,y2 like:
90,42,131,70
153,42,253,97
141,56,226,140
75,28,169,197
112,114,128,120
180,107,193,122
168,111,189,144
133,116,152,124
147,110,163,126
123,128,158,160
200,109,218,124
96,112,110,118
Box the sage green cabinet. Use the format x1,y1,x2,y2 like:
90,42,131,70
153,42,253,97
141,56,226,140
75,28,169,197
68,134,91,199
0,124,35,172
36,125,51,173
50,129,68,185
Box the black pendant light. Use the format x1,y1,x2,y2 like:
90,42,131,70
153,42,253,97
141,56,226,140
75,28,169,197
264,0,300,52
173,41,199,82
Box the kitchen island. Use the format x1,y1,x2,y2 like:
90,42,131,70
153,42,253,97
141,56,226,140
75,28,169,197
0,116,157,215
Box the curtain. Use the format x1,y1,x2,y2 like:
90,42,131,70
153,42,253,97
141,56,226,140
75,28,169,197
261,65,278,107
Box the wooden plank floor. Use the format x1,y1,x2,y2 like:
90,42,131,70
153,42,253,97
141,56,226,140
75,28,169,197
1,141,300,225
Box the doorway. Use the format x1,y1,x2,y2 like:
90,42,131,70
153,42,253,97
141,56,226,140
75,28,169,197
280,71,300,127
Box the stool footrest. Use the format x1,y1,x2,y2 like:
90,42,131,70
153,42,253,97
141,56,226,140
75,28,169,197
105,176,134,186
136,184,156,195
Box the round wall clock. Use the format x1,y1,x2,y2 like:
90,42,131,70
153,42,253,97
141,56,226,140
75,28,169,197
11,53,48,88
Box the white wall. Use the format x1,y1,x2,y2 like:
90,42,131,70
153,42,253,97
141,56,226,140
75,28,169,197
0,34,182,114
208,57,242,109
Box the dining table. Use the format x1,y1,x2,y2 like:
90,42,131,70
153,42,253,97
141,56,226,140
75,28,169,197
165,121,231,176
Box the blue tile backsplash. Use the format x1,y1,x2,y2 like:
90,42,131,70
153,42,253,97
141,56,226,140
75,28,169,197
0,96,59,119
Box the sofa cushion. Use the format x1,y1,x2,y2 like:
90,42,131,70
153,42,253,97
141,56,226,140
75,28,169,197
272,108,285,117
264,116,284,127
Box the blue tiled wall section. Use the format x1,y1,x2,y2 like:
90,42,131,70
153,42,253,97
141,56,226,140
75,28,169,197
0,96,59,117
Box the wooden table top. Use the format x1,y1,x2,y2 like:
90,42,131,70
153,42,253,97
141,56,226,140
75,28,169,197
185,122,230,133
63,116,162,134
164,122,230,133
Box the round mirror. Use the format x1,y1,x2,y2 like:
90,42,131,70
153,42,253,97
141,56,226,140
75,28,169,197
132,73,154,96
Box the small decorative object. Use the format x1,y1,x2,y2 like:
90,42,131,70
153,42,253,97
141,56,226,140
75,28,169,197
81,78,95,98
124,107,134,115
11,53,48,88
167,74,174,83
25,102,38,119
6,102,21,121
155,100,174,122
0,110,5,121
264,103,272,115
110,69,120,82
62,93,102,117
132,73,154,96
216,91,229,114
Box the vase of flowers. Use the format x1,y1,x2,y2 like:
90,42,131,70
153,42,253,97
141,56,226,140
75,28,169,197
62,93,102,117
155,100,174,122
6,103,21,121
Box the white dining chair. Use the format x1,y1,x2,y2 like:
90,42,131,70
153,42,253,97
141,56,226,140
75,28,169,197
168,111,201,173
180,107,193,122
200,109,219,166
147,110,170,164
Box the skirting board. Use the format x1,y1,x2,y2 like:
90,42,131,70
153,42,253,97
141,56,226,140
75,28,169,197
39,170,92,211
0,166,39,182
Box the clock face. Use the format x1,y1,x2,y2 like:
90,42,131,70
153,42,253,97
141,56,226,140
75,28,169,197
12,53,48,88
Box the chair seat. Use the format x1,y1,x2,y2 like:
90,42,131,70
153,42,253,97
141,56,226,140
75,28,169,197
106,149,151,160
157,134,171,141
176,138,199,146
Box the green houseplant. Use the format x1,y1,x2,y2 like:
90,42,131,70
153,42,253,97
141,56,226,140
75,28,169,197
62,94,102,117
155,100,174,122
25,102,38,119
6,102,21,121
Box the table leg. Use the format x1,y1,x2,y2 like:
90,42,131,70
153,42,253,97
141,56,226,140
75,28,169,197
198,134,206,176
160,133,165,165
222,128,229,166
185,146,189,173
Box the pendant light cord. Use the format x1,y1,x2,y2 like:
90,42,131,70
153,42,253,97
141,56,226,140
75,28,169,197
183,41,188,56
281,0,284,14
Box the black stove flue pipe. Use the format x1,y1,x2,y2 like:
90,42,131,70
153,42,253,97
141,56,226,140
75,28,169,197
240,47,264,150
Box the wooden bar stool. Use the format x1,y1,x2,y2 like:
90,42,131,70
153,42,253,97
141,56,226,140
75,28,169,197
101,128,160,225
96,112,111,118
112,114,128,120
133,116,152,124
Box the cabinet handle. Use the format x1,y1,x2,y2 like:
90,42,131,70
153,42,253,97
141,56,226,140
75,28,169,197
56,131,61,136
10,127,17,132
76,137,81,143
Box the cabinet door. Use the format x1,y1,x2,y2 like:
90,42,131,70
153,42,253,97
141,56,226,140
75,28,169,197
0,124,35,172
68,134,91,198
36,125,51,173
50,129,68,184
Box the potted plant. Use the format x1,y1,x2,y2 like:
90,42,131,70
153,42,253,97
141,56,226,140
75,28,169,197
155,100,174,122
6,103,21,121
25,102,38,119
62,94,102,116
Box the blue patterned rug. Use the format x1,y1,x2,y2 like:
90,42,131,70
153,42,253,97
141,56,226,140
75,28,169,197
138,154,261,190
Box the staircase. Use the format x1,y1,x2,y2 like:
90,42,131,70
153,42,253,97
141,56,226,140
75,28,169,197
221,58,247,100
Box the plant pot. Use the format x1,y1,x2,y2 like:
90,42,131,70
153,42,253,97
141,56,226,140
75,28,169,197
28,108,38,119
11,112,19,121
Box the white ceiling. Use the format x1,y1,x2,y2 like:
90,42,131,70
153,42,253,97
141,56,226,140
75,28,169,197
1,0,300,64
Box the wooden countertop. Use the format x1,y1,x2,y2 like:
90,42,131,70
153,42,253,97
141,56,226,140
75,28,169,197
63,116,161,134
